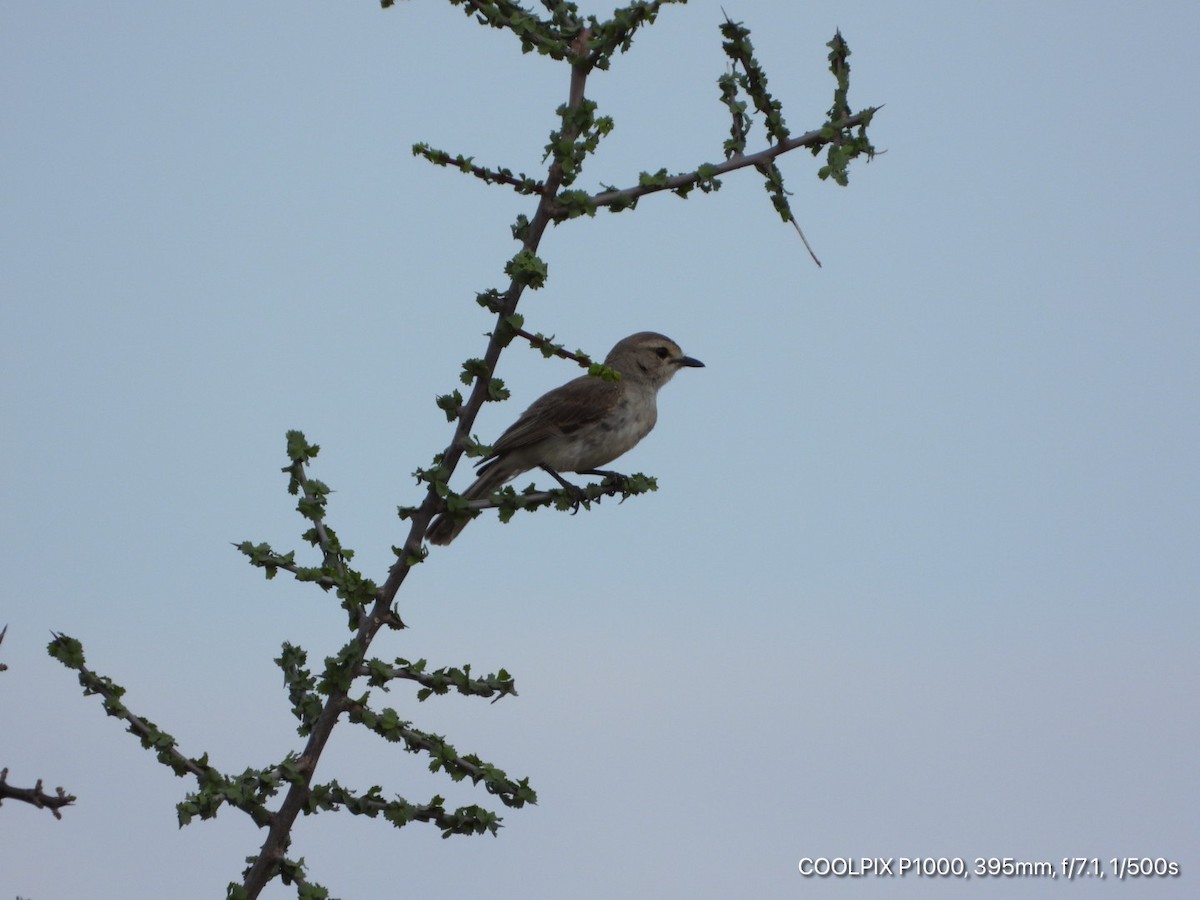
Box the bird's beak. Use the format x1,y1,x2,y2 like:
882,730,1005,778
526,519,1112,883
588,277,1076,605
677,355,705,368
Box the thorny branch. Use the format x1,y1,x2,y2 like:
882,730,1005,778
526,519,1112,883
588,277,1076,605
49,3,879,894
587,108,878,211
236,34,599,900
509,325,595,367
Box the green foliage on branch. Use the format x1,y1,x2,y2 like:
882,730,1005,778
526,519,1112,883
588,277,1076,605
49,2,879,896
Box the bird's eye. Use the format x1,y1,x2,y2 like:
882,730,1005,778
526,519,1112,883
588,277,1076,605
655,346,670,359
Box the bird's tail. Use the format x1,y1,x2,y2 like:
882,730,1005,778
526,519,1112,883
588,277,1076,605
425,460,517,546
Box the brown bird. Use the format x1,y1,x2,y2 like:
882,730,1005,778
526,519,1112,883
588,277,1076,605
427,331,704,545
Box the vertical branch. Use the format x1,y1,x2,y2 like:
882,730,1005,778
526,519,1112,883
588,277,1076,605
380,30,594,602
237,45,595,900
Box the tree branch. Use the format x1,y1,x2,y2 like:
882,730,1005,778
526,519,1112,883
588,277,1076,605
237,40,597,900
412,143,545,195
2,626,75,818
54,6,880,893
359,657,518,702
586,107,879,211
509,325,594,367
0,768,76,819
346,700,533,806
384,40,595,591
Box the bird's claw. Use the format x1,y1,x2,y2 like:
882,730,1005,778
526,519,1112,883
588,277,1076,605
564,482,587,514
540,465,589,513
596,470,628,490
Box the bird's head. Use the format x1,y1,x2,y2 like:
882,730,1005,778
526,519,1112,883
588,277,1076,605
605,331,704,387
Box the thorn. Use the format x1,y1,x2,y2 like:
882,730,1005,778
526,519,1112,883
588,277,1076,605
791,219,822,267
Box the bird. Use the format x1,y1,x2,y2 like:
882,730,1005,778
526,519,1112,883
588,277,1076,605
426,331,704,545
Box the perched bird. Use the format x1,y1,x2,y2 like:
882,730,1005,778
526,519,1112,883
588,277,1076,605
427,331,704,545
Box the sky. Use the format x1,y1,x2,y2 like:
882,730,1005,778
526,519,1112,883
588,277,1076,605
3,1,1197,898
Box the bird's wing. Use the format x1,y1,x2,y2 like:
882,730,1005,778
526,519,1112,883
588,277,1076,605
484,374,620,460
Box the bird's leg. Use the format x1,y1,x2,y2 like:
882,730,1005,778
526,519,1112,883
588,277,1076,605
540,465,587,514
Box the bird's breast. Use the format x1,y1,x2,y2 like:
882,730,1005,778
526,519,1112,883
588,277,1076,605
555,390,658,471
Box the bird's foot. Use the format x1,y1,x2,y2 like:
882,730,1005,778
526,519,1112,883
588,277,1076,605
581,469,628,489
541,465,588,514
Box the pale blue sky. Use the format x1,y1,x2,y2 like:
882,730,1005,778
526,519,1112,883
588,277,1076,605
3,2,1197,898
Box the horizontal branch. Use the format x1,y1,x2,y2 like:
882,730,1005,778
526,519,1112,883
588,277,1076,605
312,780,504,838
257,554,338,590
510,325,593,367
471,471,657,515
586,107,879,210
451,0,571,60
412,143,545,195
0,768,76,819
346,701,535,808
359,658,518,702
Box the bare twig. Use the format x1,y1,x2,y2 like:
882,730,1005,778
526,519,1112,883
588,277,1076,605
791,218,822,267
2,628,75,817
0,768,77,819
